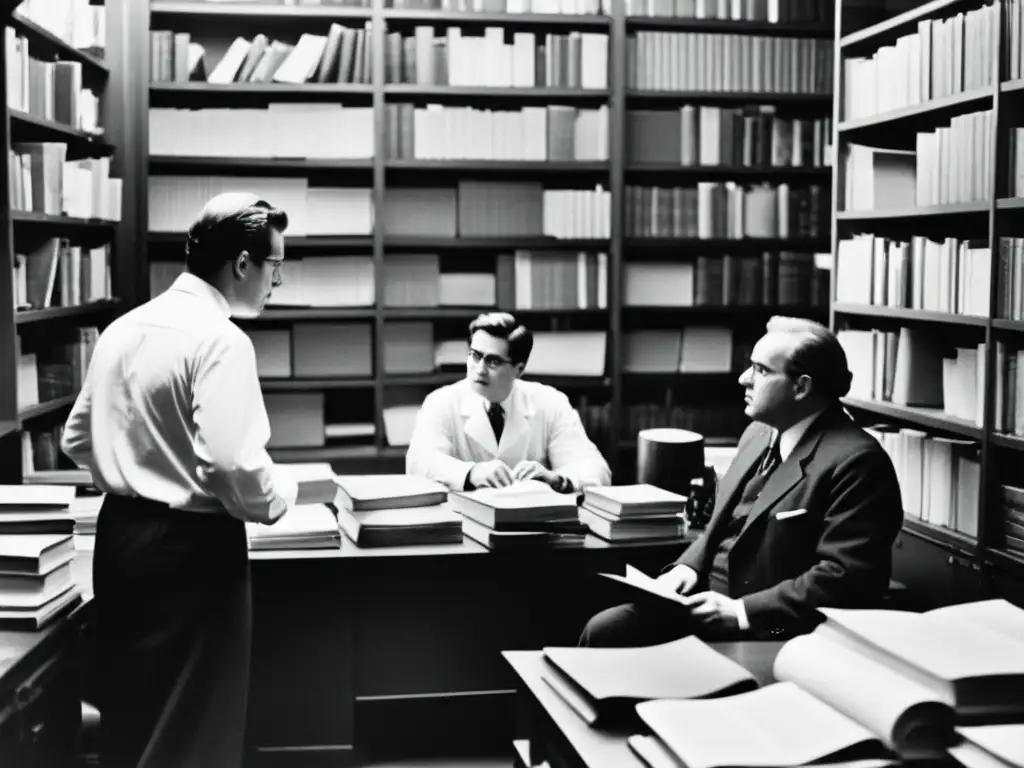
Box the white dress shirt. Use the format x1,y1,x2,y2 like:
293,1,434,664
61,273,297,524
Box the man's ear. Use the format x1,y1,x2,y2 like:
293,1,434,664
232,251,250,282
793,374,813,401
513,362,526,379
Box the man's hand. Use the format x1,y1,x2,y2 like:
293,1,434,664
511,460,556,486
686,591,743,631
655,564,699,595
469,460,514,488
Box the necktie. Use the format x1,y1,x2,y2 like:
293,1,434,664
487,402,505,444
759,437,781,477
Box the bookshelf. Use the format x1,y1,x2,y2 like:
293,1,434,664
832,0,1024,598
0,2,121,484
121,0,834,479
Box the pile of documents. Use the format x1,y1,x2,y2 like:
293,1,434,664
333,474,462,547
0,485,82,629
449,480,584,550
245,463,342,551
579,484,688,542
536,597,1024,768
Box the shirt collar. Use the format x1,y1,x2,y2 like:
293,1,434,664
169,272,231,318
775,408,826,462
479,380,516,416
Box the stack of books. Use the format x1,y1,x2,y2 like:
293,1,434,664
578,484,688,542
622,599,1024,768
333,474,462,548
245,463,344,551
448,480,584,550
0,485,82,629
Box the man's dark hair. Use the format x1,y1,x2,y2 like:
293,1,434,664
468,312,534,367
766,315,853,400
185,193,288,279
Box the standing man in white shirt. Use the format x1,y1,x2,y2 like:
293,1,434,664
61,192,297,768
406,312,611,492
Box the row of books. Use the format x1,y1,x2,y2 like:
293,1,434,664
622,401,749,440
386,0,605,13
384,104,609,161
9,145,123,222
627,33,832,94
835,234,992,318
867,426,980,537
15,328,96,412
624,183,828,240
842,3,998,121
5,28,100,135
998,238,1024,322
844,110,994,212
539,596,1023,767
998,484,1024,558
623,327,735,374
12,0,104,54
384,28,608,89
995,342,1024,437
13,238,112,312
149,105,375,160
624,253,828,309
838,327,984,427
622,0,830,22
626,107,831,169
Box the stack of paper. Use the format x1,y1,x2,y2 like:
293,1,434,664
449,480,584,550
0,485,82,629
579,484,687,542
246,503,341,551
333,475,461,548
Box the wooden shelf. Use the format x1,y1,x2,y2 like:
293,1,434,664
260,378,374,391
627,90,831,106
624,17,832,36
384,236,608,250
151,1,373,18
9,111,114,158
384,85,609,102
836,201,990,228
832,304,988,327
0,421,16,440
985,547,1024,572
8,13,107,77
248,308,376,321
386,159,609,174
625,163,829,179
841,398,983,439
902,517,977,557
624,236,829,252
837,88,994,150
12,211,117,229
840,0,971,54
621,304,828,318
268,445,403,465
149,233,374,250
16,300,120,326
18,394,78,422
149,82,374,106
383,9,609,27
149,156,374,173
990,433,1024,452
992,319,1024,333
381,307,605,319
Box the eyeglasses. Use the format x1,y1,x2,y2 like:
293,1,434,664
468,348,512,371
749,362,785,378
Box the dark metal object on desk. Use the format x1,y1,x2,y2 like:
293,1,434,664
636,428,717,530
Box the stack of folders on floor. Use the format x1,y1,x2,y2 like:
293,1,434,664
245,463,343,551
579,484,688,542
618,598,1024,768
333,474,462,547
0,485,82,629
449,480,584,550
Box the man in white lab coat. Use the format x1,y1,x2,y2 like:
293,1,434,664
406,312,611,492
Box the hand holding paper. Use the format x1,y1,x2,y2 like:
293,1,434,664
598,564,700,609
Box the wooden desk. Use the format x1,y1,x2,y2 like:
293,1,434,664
503,643,784,768
245,534,693,767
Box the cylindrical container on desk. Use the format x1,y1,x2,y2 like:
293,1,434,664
636,428,716,530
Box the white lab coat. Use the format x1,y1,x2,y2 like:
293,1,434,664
405,379,611,491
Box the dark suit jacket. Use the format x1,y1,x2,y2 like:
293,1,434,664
674,405,903,639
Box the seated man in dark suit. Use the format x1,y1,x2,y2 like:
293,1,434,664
580,316,904,646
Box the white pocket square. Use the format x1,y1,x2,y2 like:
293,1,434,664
775,508,808,520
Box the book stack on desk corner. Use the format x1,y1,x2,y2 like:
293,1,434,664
332,474,462,548
540,635,758,728
0,485,82,630
246,462,344,551
626,598,1024,768
448,479,585,550
579,484,688,542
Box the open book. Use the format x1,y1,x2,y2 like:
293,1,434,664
950,725,1024,768
540,636,757,726
818,600,1024,719
597,564,697,611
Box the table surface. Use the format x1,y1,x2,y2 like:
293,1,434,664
503,642,784,768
